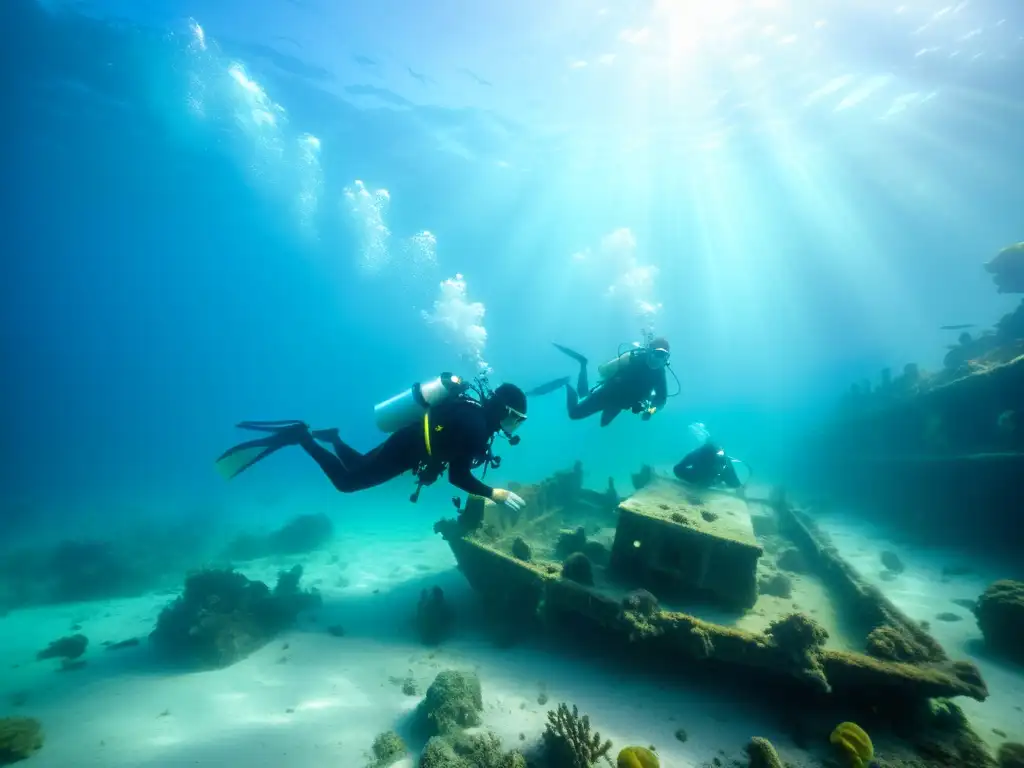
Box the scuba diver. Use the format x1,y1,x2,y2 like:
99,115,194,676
528,334,676,427
673,423,749,490
215,373,528,510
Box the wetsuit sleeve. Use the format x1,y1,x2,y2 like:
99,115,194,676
444,406,495,498
651,369,668,408
448,456,494,498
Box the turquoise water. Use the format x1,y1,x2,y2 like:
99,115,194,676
3,1,1024,766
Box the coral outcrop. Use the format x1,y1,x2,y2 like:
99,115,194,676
764,613,830,692
744,737,783,768
975,580,1024,664
0,717,43,765
368,730,407,768
150,565,320,668
986,242,1024,294
416,670,484,737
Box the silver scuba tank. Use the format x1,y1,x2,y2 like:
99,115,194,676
373,373,465,433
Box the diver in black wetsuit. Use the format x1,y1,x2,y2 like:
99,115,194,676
528,337,671,427
216,378,528,511
673,442,743,489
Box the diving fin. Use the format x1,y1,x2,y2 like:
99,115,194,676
552,343,588,366
527,377,570,397
215,421,309,480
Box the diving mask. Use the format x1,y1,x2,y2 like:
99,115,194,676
648,347,670,368
500,405,527,434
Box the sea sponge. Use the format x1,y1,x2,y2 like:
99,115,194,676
416,670,483,736
745,737,783,768
830,722,874,768
617,745,660,767
0,717,44,764
542,703,612,768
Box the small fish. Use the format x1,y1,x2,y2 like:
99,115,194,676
940,324,975,330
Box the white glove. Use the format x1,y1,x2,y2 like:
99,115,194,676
491,488,525,511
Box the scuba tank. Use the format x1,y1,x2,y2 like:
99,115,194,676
373,373,467,433
597,349,638,380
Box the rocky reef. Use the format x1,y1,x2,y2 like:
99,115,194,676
149,565,320,668
975,579,1024,665
0,717,43,765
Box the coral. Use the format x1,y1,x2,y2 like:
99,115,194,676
36,634,87,661
997,742,1024,768
417,586,455,645
744,737,783,768
368,730,407,768
417,670,483,737
758,572,792,599
419,736,465,768
542,703,612,768
511,537,532,562
617,746,659,767
149,565,320,669
562,553,594,586
224,513,334,561
0,717,43,764
830,722,874,768
976,580,1024,664
986,242,1024,294
764,613,830,692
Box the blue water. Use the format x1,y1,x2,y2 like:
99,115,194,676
2,2,1024,763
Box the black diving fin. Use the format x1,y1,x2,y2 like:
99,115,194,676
214,420,308,480
552,343,588,366
526,377,571,397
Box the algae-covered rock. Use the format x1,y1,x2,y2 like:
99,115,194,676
36,634,87,661
758,572,792,599
368,730,407,768
998,742,1024,768
0,717,43,764
150,565,320,669
419,736,464,768
744,737,783,768
764,613,830,692
417,670,483,737
418,733,524,768
976,580,1024,664
865,624,943,664
986,242,1024,293
562,553,594,586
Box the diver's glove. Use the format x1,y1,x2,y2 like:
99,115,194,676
490,488,526,511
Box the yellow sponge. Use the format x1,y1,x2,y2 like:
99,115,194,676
617,745,660,768
830,722,874,768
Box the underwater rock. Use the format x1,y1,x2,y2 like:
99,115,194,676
975,580,1024,664
367,730,407,768
986,242,1024,294
622,589,659,617
417,586,455,645
880,550,904,574
103,637,140,651
952,598,978,612
416,670,483,737
744,737,783,768
556,527,588,559
150,565,320,669
997,742,1024,768
758,572,793,599
542,703,612,768
224,513,334,561
561,553,594,586
511,537,532,562
0,717,44,765
36,634,87,661
935,612,963,623
775,548,807,574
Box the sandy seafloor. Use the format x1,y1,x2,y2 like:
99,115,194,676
1,502,1022,767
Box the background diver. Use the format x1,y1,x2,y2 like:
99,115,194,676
215,374,528,511
673,422,749,491
528,336,675,427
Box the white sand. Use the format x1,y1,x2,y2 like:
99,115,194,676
811,511,1024,750
1,532,805,768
